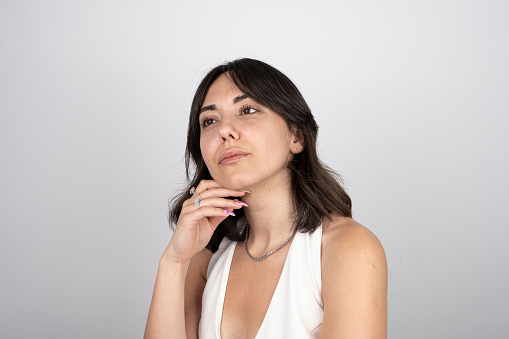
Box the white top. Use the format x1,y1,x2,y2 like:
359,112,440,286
199,225,323,339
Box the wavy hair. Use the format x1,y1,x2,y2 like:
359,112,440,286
170,58,351,252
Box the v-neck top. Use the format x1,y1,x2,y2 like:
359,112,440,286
199,226,323,339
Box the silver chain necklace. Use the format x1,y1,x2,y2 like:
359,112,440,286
244,223,296,261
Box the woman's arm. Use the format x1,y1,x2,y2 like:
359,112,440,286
144,255,189,339
320,218,388,339
185,249,213,338
143,248,212,339
144,180,247,339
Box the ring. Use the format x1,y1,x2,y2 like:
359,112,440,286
189,187,202,199
193,198,201,208
190,187,202,208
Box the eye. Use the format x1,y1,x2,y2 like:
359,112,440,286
240,105,258,115
200,118,217,128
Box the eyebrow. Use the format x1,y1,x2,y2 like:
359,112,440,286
199,94,249,114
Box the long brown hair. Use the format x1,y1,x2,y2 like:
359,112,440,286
170,58,352,252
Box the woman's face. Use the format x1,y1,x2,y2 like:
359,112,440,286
199,74,303,191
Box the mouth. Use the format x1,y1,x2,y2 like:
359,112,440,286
219,149,250,166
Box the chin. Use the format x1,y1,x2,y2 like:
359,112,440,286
214,174,252,192
219,180,249,192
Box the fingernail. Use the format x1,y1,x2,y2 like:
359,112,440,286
235,201,248,207
242,190,252,193
224,210,236,216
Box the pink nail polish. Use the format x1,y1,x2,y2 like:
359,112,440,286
224,210,236,216
235,201,248,207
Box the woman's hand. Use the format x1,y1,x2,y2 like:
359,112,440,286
162,180,247,265
146,180,245,339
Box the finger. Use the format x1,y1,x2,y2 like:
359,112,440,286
194,179,225,193
183,206,236,226
207,215,229,230
184,187,246,208
194,180,248,196
194,187,246,201
183,197,246,213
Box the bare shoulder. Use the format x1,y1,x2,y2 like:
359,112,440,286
322,216,386,264
320,216,387,338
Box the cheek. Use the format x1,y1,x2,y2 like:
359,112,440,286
269,125,293,151
200,138,215,167
199,139,207,161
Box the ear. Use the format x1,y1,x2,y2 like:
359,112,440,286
290,129,304,154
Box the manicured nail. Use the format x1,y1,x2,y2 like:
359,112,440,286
235,201,248,207
224,210,236,216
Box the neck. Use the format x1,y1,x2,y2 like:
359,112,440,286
240,175,296,252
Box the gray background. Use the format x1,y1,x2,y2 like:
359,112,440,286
1,0,508,338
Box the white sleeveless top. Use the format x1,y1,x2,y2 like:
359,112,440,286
199,226,323,339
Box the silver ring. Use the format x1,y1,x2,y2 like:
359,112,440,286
193,198,201,208
190,187,202,199
190,187,202,208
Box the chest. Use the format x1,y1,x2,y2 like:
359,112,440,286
220,242,290,339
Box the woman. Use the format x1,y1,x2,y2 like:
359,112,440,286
144,58,387,338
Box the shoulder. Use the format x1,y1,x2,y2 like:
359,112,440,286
322,216,386,268
322,217,387,291
319,216,387,337
321,216,387,286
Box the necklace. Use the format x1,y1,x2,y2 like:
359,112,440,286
244,223,296,261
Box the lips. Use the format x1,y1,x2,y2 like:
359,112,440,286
219,148,250,165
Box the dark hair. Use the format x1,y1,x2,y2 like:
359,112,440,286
170,58,351,252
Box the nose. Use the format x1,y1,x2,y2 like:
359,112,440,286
218,118,240,142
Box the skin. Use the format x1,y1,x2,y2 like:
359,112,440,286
198,74,302,193
144,74,387,339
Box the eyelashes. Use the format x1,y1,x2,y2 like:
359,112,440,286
200,117,217,127
239,104,258,115
200,104,259,128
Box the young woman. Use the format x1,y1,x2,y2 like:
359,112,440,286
144,58,387,338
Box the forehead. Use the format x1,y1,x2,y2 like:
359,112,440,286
202,74,243,106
